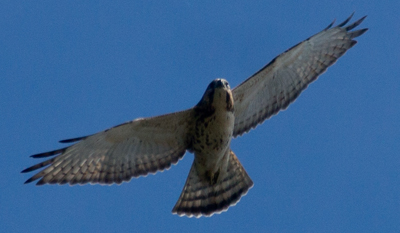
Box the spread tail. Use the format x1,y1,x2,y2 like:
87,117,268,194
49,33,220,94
172,150,253,217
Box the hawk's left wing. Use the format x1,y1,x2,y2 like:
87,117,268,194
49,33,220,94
22,109,194,185
232,14,367,137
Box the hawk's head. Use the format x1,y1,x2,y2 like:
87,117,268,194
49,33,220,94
196,79,234,112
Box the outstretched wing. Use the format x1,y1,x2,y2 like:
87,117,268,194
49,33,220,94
232,14,368,137
22,109,194,185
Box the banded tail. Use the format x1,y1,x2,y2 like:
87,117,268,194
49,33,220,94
172,150,253,217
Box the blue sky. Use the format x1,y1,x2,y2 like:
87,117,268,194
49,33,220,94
2,1,399,232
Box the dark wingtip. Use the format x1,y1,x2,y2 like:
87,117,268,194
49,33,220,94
24,178,34,184
345,15,367,31
324,19,336,30
22,157,56,175
30,147,67,158
23,177,45,185
337,12,355,27
59,136,87,143
349,28,368,39
36,179,46,186
21,168,31,173
359,28,369,34
349,40,358,48
30,153,47,158
21,166,36,174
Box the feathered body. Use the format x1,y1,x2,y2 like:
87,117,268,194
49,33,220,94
22,14,367,217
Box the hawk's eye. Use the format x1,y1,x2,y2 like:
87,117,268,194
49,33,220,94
224,81,230,88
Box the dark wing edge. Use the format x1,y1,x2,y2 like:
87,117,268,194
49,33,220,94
232,14,368,137
59,135,89,143
21,109,194,186
21,137,86,184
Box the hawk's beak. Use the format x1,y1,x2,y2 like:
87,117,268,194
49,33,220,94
215,79,225,89
215,79,224,88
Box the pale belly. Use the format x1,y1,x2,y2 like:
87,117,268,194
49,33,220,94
192,109,234,173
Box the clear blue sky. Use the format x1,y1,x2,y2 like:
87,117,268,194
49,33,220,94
2,1,399,232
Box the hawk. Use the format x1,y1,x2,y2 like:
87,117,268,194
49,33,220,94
22,14,367,217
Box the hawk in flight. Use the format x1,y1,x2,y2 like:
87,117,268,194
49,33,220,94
22,14,367,217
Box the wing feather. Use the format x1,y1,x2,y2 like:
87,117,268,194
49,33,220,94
22,109,194,185
232,14,367,136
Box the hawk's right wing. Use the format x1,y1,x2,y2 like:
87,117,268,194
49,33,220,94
232,14,368,137
22,109,194,185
